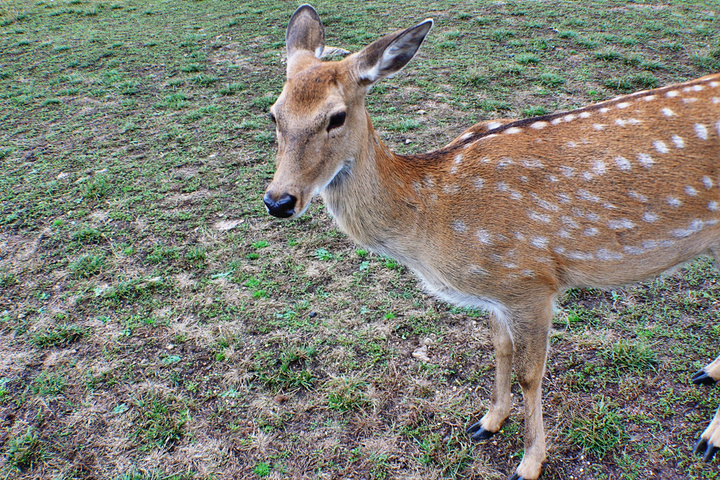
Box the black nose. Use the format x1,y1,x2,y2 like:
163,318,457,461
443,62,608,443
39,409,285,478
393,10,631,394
264,193,297,218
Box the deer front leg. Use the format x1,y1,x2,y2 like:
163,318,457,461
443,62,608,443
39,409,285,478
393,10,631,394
467,313,513,440
693,355,720,461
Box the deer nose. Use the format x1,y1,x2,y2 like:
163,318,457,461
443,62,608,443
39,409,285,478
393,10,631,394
263,192,297,218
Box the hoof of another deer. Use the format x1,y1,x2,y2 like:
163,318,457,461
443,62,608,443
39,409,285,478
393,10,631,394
692,369,718,386
695,438,719,462
466,421,498,441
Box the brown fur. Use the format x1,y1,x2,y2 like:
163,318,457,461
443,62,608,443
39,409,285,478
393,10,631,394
264,6,720,479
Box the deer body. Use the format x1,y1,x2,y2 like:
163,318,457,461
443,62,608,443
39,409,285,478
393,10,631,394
264,5,720,479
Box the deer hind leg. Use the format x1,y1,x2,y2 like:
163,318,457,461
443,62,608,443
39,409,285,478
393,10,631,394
467,312,514,440
510,308,553,480
692,247,720,461
693,353,720,461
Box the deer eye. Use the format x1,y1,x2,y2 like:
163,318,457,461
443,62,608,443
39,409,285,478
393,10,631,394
327,111,346,132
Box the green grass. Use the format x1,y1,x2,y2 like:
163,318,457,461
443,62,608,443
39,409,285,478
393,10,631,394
0,1,719,479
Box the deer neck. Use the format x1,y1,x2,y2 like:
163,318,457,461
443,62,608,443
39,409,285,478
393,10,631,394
321,112,421,254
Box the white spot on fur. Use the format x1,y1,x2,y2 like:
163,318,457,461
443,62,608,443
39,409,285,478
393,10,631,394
487,122,503,130
685,186,699,197
716,121,720,137
531,121,548,129
711,81,720,88
498,157,514,168
666,196,681,207
557,229,572,239
584,227,599,237
672,219,705,238
608,218,635,230
527,210,551,223
599,107,610,114
566,141,577,148
496,181,508,192
628,190,648,202
624,246,645,255
582,171,594,181
643,212,658,223
637,153,654,168
565,251,594,261
666,90,679,97
505,127,523,134
522,159,544,168
460,132,473,141
643,95,656,102
551,118,562,125
474,177,485,190
695,124,708,140
444,184,459,194
548,175,558,182
452,220,467,233
530,237,548,249
616,102,630,109
476,228,493,244
662,107,676,117
556,193,572,203
593,123,607,131
683,97,698,104
579,112,591,119
703,176,714,189
560,166,575,177
468,264,488,276
564,114,577,122
671,134,684,149
614,156,631,171
654,140,669,154
509,190,523,200
577,189,600,203
596,249,623,261
454,154,463,164
561,216,579,229
709,201,719,212
531,194,559,212
592,160,606,175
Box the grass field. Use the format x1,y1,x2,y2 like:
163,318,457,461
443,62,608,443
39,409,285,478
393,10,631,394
1,0,720,478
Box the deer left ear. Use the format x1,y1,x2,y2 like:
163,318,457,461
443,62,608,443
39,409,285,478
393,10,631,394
286,5,325,62
353,19,433,86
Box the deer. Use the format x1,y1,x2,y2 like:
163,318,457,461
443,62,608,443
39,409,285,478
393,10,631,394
262,5,720,479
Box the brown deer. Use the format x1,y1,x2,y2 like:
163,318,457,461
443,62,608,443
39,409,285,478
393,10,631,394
263,5,720,479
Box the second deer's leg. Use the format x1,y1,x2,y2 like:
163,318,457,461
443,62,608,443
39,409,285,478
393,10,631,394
467,313,514,440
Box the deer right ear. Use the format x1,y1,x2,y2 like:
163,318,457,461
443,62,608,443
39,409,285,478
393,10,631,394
286,4,325,73
353,19,433,86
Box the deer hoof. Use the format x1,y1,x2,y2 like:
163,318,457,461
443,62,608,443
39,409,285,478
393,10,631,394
695,438,719,462
467,421,497,441
692,369,718,386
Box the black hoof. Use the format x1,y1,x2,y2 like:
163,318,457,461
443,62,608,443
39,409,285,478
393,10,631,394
695,438,719,462
692,369,717,386
467,421,498,441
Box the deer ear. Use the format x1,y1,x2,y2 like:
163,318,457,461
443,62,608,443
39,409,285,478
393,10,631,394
286,5,325,61
353,19,433,86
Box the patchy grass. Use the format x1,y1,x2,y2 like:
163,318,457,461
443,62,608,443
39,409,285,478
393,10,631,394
0,1,719,479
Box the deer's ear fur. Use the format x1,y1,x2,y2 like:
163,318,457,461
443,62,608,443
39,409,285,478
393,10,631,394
352,19,433,85
285,5,325,75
